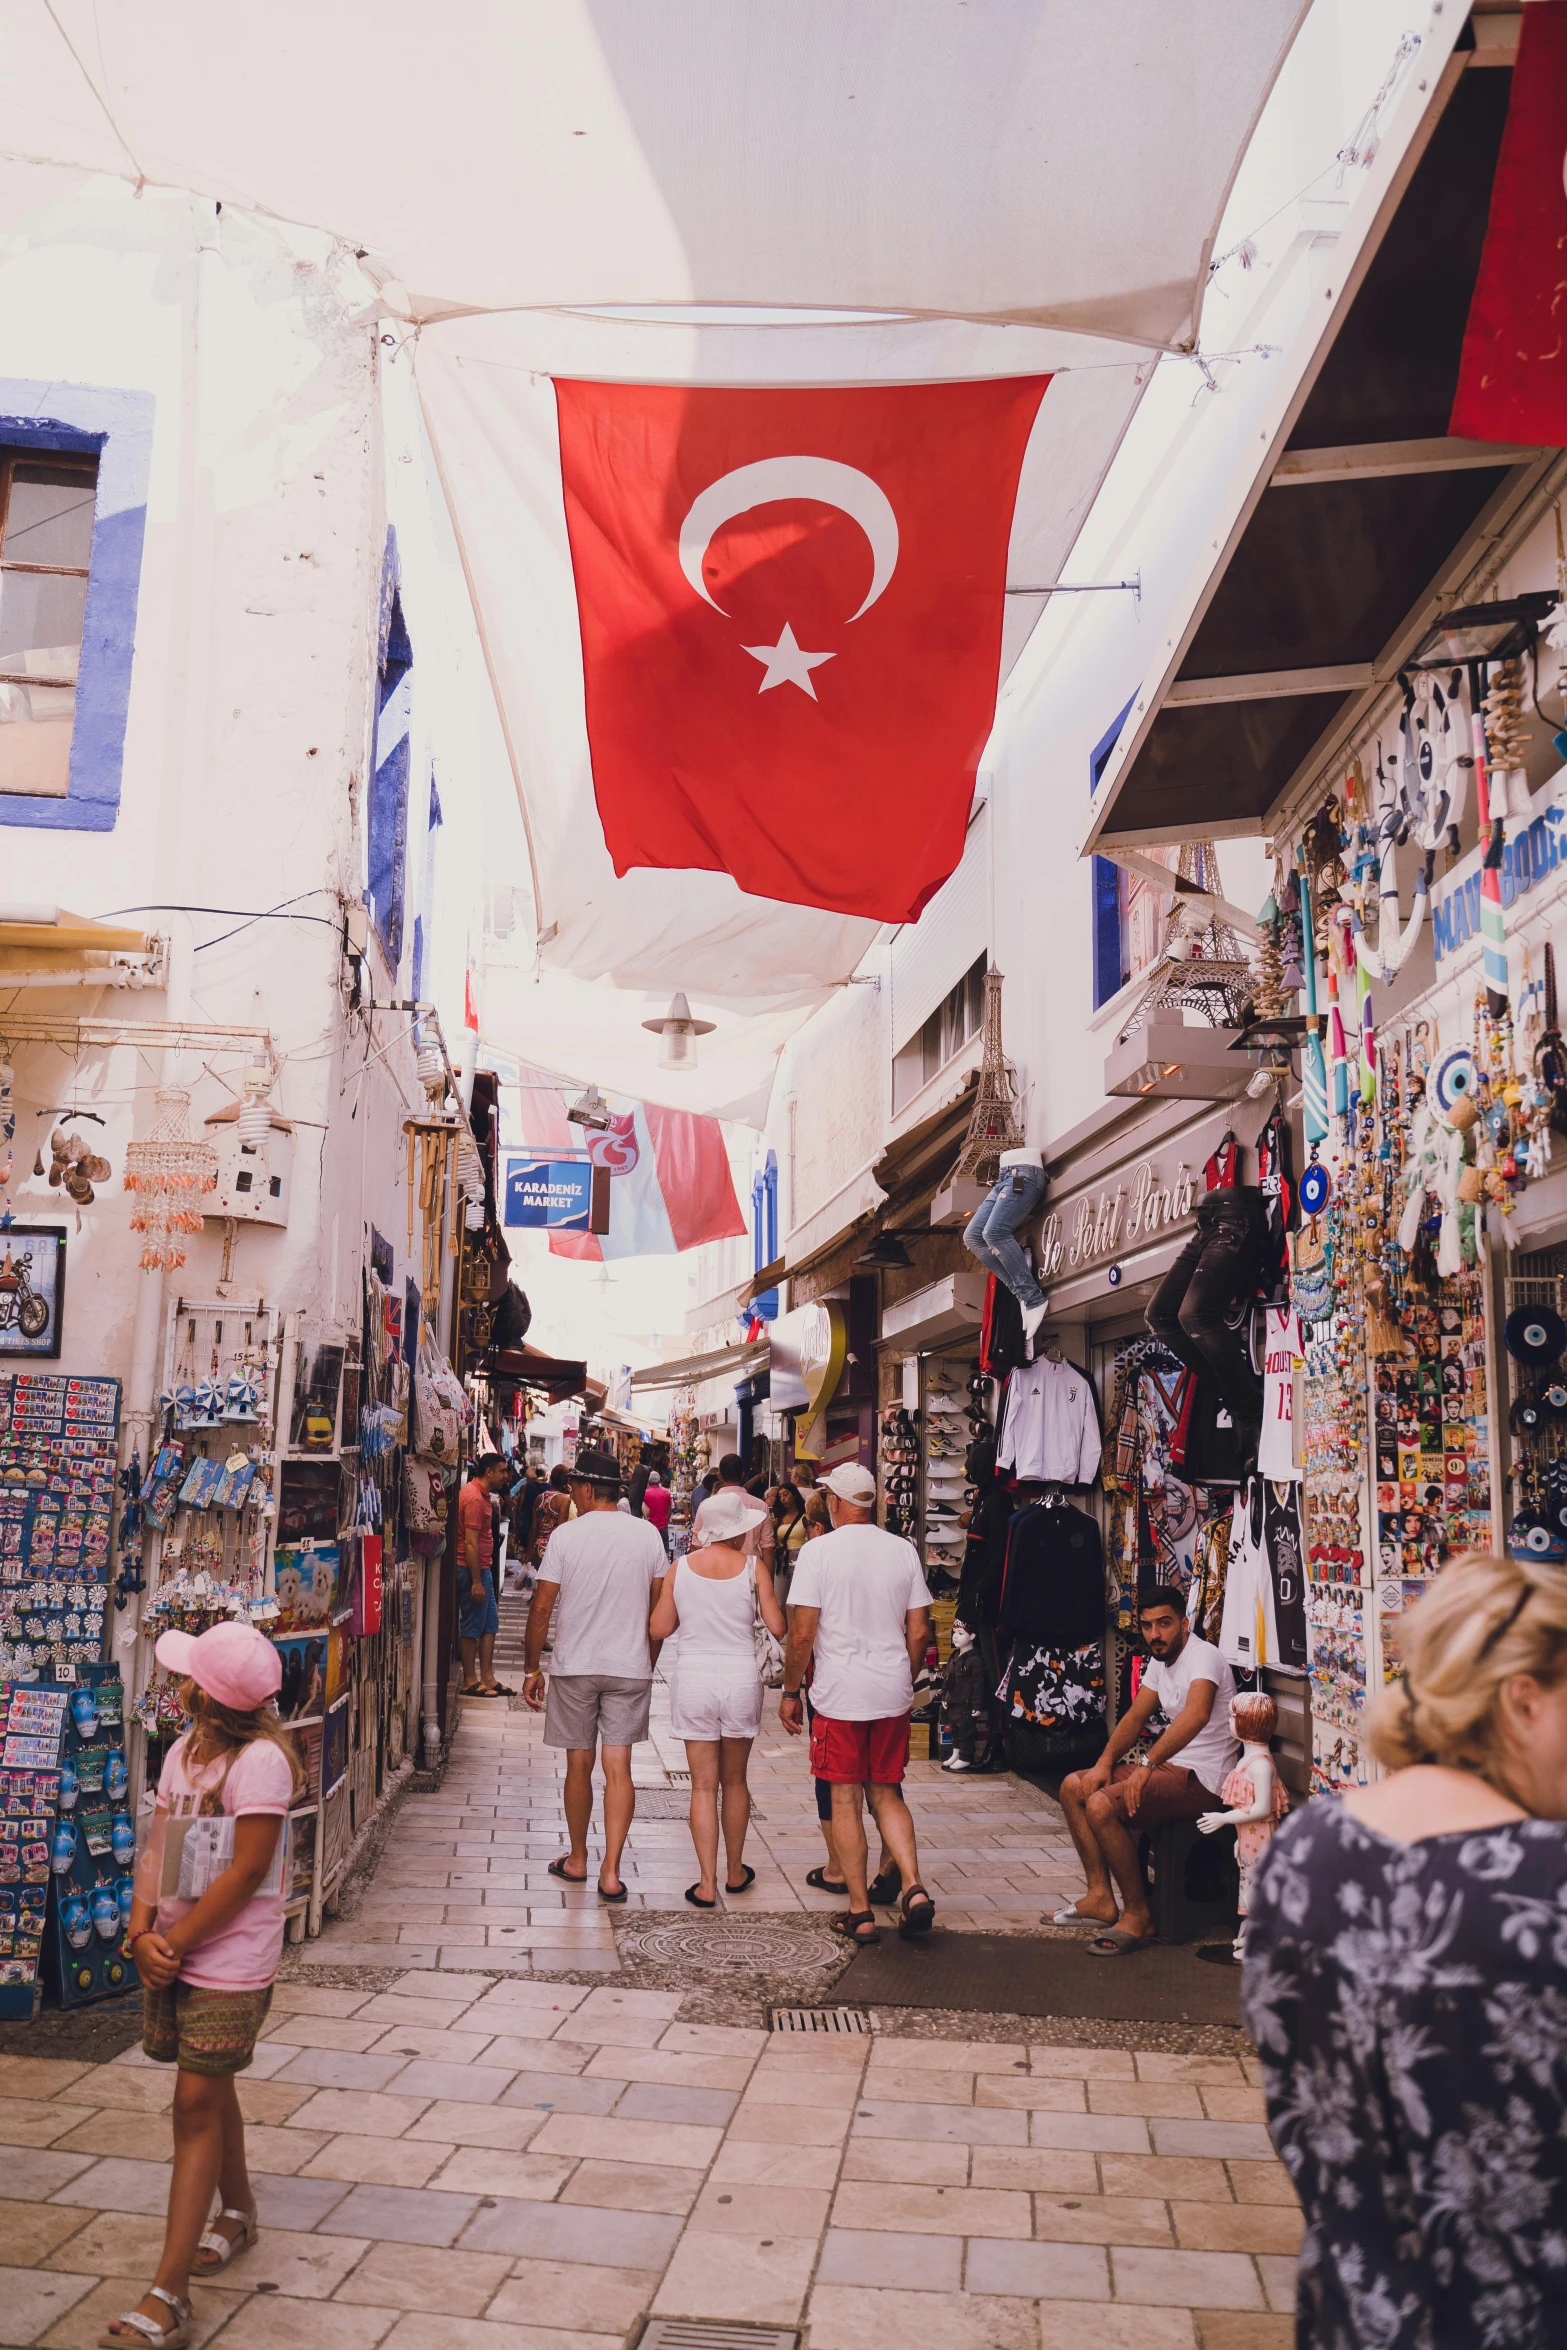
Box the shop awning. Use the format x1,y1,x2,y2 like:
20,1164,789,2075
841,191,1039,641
628,1337,768,1393
1085,18,1553,854
487,1344,590,1400
0,905,158,975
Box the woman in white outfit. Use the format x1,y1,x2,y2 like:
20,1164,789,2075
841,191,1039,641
649,1489,787,1907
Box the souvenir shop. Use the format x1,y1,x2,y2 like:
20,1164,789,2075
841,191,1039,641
0,1030,491,2019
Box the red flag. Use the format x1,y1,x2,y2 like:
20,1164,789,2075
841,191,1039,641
555,376,1050,923
509,1062,745,1262
1450,1,1567,446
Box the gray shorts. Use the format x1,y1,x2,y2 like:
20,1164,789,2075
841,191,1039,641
543,1674,653,1750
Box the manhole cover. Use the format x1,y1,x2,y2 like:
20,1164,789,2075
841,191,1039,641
617,1914,842,1976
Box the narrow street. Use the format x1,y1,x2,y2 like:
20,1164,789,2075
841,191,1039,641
1,1601,1299,2350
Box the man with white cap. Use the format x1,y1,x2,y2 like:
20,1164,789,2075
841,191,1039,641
779,1460,935,1946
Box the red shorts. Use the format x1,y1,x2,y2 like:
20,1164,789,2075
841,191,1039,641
810,1711,911,1785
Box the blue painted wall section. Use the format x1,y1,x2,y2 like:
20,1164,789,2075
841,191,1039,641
0,380,153,833
366,529,412,967
1089,694,1137,1010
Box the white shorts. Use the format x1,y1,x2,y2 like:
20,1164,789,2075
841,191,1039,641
668,1670,763,1742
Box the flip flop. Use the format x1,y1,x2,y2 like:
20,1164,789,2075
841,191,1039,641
1087,1926,1158,1957
685,1885,716,1908
1051,1903,1111,1926
460,1683,486,1696
805,1866,847,1894
547,1857,588,1883
486,1683,518,1697
597,1881,629,1904
725,1864,756,1893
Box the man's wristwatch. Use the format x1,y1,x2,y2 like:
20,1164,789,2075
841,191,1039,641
781,1687,802,1700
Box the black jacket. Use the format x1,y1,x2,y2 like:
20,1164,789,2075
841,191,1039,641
996,1501,1105,1650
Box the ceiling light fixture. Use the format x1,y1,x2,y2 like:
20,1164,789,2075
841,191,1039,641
642,991,716,1072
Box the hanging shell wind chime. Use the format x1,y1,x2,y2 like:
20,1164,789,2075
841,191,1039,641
123,1088,217,1271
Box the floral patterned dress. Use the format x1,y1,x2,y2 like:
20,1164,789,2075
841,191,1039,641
1243,1799,1567,2349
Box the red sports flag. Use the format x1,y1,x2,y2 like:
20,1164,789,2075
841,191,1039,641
509,1063,745,1263
1450,0,1567,446
554,376,1050,923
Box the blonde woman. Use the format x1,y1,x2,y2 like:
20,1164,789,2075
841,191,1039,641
648,1488,786,1907
1243,1554,1567,2349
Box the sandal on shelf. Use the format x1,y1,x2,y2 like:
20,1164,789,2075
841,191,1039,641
100,2288,192,2349
867,1862,902,1906
195,2201,258,2273
805,1866,847,1894
829,1909,880,1945
725,1864,756,1893
685,1884,717,1908
898,1885,936,1940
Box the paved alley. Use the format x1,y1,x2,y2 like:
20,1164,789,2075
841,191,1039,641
0,1650,1300,2350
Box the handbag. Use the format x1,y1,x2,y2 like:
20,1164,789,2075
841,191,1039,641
747,1559,785,1688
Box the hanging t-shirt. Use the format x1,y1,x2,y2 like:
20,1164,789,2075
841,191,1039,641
1256,1306,1304,1481
1263,1478,1309,1671
1255,1109,1294,1292
1204,1134,1240,1191
1219,1477,1278,1670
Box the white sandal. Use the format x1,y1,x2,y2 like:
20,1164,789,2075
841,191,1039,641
194,2201,258,2272
99,2287,192,2348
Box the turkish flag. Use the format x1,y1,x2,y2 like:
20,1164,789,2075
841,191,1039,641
1451,0,1567,446
555,376,1050,923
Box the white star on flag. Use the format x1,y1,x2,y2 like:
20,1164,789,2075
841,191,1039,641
742,621,835,699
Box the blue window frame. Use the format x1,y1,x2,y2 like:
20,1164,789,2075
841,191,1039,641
0,381,153,832
1090,696,1136,1010
366,531,413,966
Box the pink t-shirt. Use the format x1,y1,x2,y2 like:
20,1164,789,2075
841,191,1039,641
150,1732,295,1989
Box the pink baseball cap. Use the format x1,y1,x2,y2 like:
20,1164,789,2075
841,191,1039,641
156,1621,282,1711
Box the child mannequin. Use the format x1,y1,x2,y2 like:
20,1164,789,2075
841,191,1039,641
1197,1690,1289,1957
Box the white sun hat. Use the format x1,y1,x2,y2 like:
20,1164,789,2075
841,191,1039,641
697,1489,769,1543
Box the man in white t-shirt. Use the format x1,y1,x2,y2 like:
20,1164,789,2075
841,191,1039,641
1056,1588,1240,1955
779,1461,934,1947
521,1448,668,1903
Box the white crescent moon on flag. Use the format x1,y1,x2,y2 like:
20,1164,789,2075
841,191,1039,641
678,457,899,623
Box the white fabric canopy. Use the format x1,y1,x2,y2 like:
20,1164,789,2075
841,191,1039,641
6,1,1302,340
0,0,1306,1100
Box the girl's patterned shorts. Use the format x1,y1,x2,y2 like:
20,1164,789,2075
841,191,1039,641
142,1981,274,2076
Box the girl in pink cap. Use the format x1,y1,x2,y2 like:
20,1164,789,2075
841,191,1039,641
104,1621,301,2349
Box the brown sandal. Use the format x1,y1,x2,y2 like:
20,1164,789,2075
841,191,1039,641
898,1884,936,1939
829,1909,880,1945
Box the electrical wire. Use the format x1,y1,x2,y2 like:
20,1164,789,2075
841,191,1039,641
91,893,342,954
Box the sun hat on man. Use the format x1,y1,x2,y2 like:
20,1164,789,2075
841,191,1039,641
822,1461,877,1506
155,1620,282,1710
697,1489,769,1544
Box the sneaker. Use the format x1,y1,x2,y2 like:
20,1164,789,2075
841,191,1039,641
1021,1297,1050,1356
941,1753,976,1773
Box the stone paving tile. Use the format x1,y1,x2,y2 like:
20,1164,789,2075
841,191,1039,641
0,2199,92,2265
652,2227,818,2325
0,2098,95,2149
457,2195,683,2268
316,2181,480,2245
298,2135,455,2188
211,2298,400,2350
35,2273,241,2350
964,2238,1111,2299
1112,2245,1264,2309
817,2226,965,2291
498,2070,623,2115
332,2240,515,2316
851,2098,1028,2146
832,2181,1033,2239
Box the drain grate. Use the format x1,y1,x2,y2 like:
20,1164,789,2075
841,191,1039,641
771,2004,869,2034
638,2325,799,2350
629,1790,762,1821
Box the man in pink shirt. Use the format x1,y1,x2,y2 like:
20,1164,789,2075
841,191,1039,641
643,1470,672,1548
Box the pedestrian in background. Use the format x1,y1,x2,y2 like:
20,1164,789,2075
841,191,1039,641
521,1448,667,1902
780,1460,935,1945
643,1469,671,1549
771,1482,808,1596
457,1453,515,1697
530,1464,572,1566
649,1488,786,1906
1245,1553,1567,2348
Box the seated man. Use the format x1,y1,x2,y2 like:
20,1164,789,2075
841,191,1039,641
1056,1588,1239,1955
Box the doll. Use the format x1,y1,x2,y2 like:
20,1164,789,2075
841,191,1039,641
1197,1691,1289,1958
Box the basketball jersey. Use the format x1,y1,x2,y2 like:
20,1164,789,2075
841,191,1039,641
1256,1306,1303,1481
1204,1134,1240,1191
1263,1478,1309,1672
1218,1478,1278,1670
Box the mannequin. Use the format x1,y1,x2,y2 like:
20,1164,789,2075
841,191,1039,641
963,1147,1049,1353
1197,1690,1288,1957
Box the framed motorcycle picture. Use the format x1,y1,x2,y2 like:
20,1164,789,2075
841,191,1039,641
0,1227,66,1359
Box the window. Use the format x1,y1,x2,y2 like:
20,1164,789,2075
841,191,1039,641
891,953,986,1113
1089,694,1178,1008
0,451,98,798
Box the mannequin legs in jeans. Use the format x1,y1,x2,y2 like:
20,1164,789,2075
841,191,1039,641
1146,1191,1265,1430
963,1164,1048,1308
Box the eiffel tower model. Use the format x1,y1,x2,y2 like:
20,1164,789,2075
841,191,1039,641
950,968,1026,1185
1117,840,1254,1039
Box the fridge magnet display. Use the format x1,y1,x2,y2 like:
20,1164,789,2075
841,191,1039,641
0,1229,65,1359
